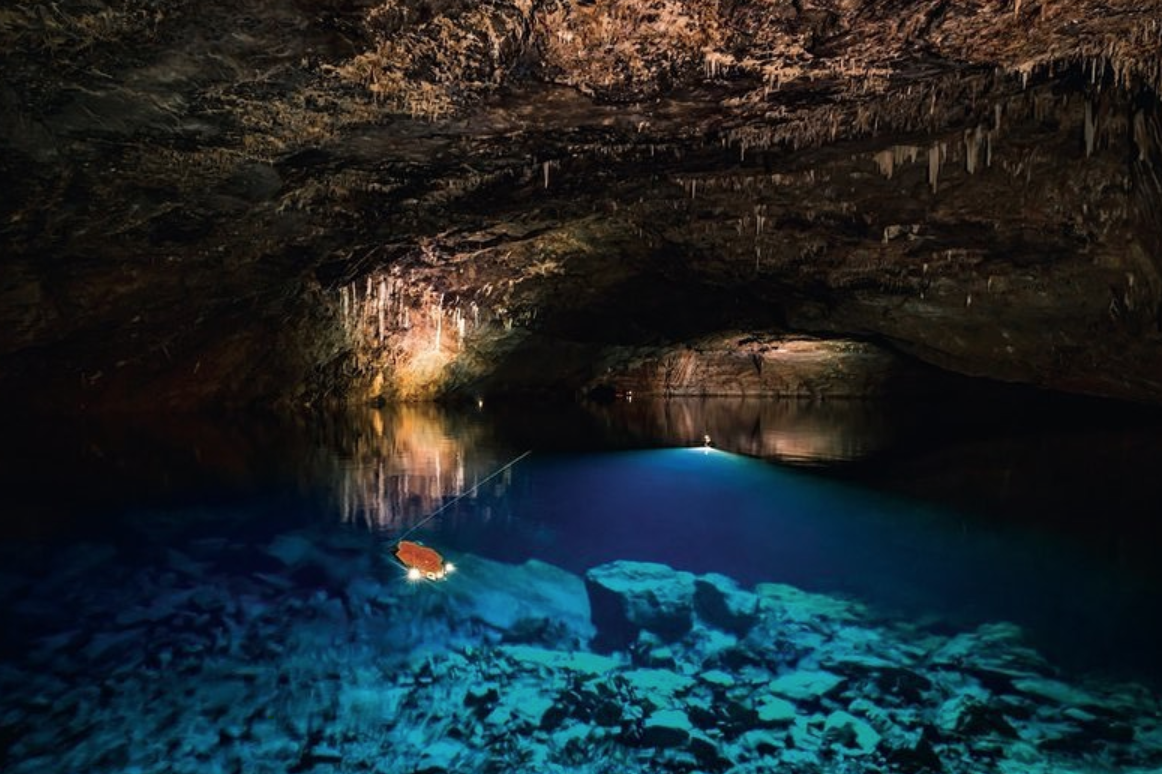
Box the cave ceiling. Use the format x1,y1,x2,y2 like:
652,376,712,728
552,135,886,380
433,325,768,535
2,0,1162,409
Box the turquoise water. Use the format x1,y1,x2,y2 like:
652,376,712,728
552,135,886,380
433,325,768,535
2,398,1162,772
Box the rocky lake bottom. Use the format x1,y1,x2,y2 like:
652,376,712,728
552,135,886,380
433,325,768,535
3,525,1162,774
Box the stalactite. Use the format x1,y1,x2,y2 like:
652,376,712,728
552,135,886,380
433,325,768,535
378,278,386,341
1133,110,1151,162
874,149,895,179
1085,101,1096,157
873,145,924,181
964,127,984,174
928,143,942,193
433,292,445,352
351,282,360,332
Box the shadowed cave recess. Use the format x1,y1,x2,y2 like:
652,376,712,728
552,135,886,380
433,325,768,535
2,0,1162,409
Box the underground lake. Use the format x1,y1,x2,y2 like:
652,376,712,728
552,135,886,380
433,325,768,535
5,2,1162,769
2,396,1161,773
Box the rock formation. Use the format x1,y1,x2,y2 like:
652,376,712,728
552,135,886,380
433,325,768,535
2,0,1161,408
5,542,1162,773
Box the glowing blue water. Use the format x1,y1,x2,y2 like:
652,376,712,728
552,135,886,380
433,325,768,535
3,400,1162,773
430,446,1161,682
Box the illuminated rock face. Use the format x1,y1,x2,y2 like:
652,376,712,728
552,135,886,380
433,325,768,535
1,0,1161,408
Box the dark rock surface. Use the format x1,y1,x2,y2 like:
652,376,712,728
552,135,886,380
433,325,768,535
2,0,1162,408
4,543,1162,773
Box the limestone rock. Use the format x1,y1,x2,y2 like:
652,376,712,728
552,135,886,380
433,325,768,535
768,669,845,702
694,573,761,636
3,0,1162,410
883,734,945,774
688,732,733,769
700,669,736,688
1010,677,1103,709
500,645,620,676
447,557,595,644
416,739,467,773
622,668,697,707
756,696,798,725
736,727,786,756
585,561,696,649
936,695,1017,739
641,709,693,748
823,710,882,756
755,583,867,623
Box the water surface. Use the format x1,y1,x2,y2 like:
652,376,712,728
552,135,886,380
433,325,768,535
3,396,1162,772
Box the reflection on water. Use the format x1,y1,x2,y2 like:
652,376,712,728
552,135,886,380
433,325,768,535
335,405,469,531
322,397,897,544
329,405,522,536
586,397,894,464
5,395,1160,548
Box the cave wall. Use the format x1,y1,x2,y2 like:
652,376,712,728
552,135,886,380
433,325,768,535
1,0,1161,409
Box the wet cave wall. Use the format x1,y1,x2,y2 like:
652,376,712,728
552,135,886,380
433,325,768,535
2,0,1162,411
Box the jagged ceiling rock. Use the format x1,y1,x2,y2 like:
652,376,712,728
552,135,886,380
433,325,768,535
1,0,1161,408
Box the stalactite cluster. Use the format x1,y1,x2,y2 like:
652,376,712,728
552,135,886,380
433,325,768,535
1,0,1161,407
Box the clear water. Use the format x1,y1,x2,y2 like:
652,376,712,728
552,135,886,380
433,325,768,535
3,397,1162,773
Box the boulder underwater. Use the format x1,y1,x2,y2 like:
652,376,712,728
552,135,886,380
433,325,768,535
585,561,697,650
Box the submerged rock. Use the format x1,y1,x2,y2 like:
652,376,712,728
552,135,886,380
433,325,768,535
641,708,693,747
756,696,798,725
264,534,316,567
823,710,882,756
930,623,1048,677
737,727,787,758
768,669,845,702
694,573,761,636
755,583,867,623
585,561,696,649
883,734,945,774
621,668,697,707
415,739,468,773
499,644,620,676
7,531,1162,774
1009,677,1104,709
872,667,935,704
700,669,736,688
688,732,734,770
447,557,595,645
936,695,1017,739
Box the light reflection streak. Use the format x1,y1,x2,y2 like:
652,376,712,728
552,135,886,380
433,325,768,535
588,397,893,464
333,405,510,533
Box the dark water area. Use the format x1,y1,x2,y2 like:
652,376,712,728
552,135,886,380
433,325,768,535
3,395,1162,773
